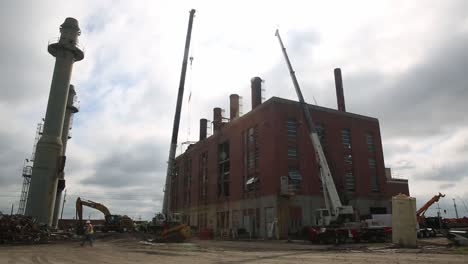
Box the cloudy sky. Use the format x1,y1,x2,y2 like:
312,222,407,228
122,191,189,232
1,0,467,220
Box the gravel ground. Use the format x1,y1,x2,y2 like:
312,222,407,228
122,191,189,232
0,234,467,264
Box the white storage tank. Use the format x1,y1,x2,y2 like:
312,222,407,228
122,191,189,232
392,194,417,247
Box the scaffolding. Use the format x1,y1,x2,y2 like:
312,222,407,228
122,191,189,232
17,121,43,215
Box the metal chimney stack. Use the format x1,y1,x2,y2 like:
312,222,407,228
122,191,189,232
52,84,79,228
25,18,84,226
199,118,207,140
229,94,240,120
334,68,346,112
213,107,222,133
251,77,262,110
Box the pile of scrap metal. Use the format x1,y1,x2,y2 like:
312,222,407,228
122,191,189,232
0,214,49,244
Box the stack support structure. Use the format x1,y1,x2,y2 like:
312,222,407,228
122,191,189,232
52,85,78,227
25,18,84,225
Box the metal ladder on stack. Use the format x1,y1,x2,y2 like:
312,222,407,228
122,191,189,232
17,120,43,215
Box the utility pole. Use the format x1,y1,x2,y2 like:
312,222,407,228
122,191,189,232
453,198,459,219
60,189,67,220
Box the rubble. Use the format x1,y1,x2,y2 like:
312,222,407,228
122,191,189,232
0,214,49,244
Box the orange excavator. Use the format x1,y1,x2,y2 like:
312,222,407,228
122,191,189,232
75,197,134,234
416,192,445,237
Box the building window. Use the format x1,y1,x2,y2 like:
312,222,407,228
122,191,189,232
288,167,302,193
183,158,192,207
288,147,297,159
345,171,355,192
218,141,230,197
366,133,375,152
286,119,297,139
341,129,351,149
371,174,380,192
344,154,353,165
244,126,260,192
199,152,208,203
369,158,379,192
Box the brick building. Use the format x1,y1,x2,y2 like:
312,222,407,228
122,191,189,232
169,73,409,238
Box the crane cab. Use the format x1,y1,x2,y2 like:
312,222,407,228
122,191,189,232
316,209,332,227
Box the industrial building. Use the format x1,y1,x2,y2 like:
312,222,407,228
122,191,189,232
169,71,409,238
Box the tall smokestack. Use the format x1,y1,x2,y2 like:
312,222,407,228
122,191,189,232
334,68,346,112
52,84,79,228
230,94,240,120
251,77,262,110
199,118,207,140
25,18,84,225
213,107,222,133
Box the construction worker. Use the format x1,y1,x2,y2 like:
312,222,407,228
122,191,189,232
81,220,94,247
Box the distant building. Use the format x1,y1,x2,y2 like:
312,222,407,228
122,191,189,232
169,75,409,239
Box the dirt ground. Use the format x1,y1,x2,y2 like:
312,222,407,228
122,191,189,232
0,234,467,264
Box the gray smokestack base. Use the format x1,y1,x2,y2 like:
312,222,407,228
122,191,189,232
334,68,346,112
251,77,262,110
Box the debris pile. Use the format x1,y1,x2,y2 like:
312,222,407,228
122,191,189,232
0,214,49,244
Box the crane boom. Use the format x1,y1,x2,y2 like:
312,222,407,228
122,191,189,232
416,192,445,222
275,29,353,220
162,9,196,216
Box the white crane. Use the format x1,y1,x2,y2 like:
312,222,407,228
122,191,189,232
275,29,353,226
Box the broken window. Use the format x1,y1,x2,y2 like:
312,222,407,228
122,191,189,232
244,126,260,192
183,158,192,207
218,141,230,197
344,154,353,165
341,129,351,149
199,152,208,203
288,167,302,193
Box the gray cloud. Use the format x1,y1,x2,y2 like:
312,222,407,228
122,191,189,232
81,142,166,187
439,183,455,190
345,32,468,138
418,160,468,182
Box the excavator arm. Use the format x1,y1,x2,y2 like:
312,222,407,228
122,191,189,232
75,197,111,220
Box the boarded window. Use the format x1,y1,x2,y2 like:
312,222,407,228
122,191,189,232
218,141,230,197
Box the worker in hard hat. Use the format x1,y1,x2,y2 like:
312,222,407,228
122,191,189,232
81,220,94,247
